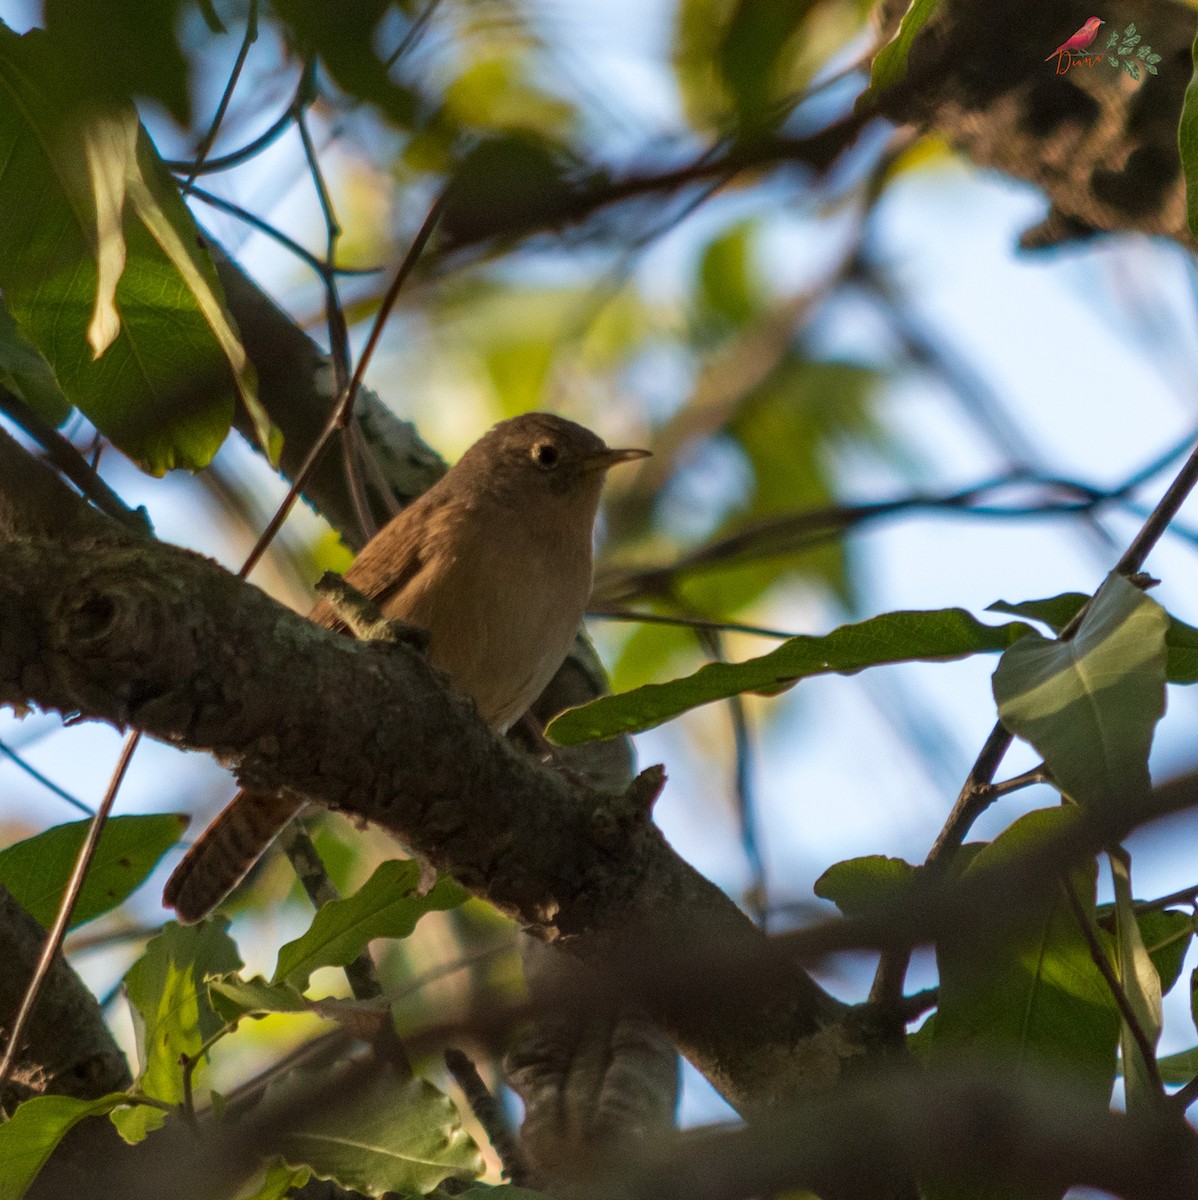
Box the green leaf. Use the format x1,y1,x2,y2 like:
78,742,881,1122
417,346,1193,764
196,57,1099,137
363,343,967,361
992,574,1168,811
0,296,71,425
113,920,242,1142
1140,910,1194,996
235,1162,311,1200
44,0,194,124
278,1076,482,1195
1181,21,1198,237
0,1093,130,1200
698,222,757,327
988,591,1198,684
0,27,270,473
813,855,917,917
861,0,942,103
1159,1044,1198,1085
718,0,814,132
271,1,420,126
1110,851,1162,1111
440,135,583,250
549,607,1032,744
0,814,187,930
931,808,1120,1157
273,860,467,991
208,974,310,1023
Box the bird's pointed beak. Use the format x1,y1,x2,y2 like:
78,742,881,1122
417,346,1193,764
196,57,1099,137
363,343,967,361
585,446,652,473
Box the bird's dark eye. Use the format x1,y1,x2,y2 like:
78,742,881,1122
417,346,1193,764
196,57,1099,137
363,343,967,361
531,441,560,469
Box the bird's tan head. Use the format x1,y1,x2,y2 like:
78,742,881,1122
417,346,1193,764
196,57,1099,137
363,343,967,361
458,413,649,506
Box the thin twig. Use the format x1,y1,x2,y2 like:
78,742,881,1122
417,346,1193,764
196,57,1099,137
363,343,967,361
587,607,794,639
1134,884,1198,915
186,186,380,281
180,0,259,195
0,730,141,1101
237,191,446,580
0,739,93,815
444,1047,529,1185
1062,875,1165,1100
0,385,149,535
698,627,767,928
386,0,445,66
987,765,1051,799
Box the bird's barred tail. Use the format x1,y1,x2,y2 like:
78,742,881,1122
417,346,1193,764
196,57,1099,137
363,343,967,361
164,791,303,923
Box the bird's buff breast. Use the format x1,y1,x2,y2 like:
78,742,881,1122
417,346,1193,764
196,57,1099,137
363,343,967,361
392,519,593,733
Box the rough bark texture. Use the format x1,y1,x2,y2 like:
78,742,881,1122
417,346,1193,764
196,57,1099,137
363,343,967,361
0,885,131,1112
0,429,853,1116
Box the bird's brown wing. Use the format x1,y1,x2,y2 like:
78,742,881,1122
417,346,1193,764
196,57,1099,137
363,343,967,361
309,493,443,629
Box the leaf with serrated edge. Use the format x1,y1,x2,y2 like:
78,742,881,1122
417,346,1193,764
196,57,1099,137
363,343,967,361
234,1161,311,1200
992,575,1167,812
113,920,242,1143
273,860,467,991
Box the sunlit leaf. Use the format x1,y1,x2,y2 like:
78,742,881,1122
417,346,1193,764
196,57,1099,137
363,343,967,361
208,974,310,1023
113,920,242,1143
992,574,1168,811
989,591,1198,684
0,26,269,473
235,1162,311,1200
1110,849,1162,1111
1097,906,1194,997
0,814,187,930
813,855,916,917
550,607,1032,743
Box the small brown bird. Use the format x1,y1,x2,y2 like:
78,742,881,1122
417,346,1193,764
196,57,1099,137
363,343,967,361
164,413,649,923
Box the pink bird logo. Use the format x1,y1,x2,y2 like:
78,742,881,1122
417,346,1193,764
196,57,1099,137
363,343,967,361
1045,16,1105,61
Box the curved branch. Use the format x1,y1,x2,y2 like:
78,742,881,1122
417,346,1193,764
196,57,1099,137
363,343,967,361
0,514,849,1117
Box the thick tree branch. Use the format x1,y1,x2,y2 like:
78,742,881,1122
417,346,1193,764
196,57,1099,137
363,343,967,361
0,514,850,1116
0,885,130,1113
